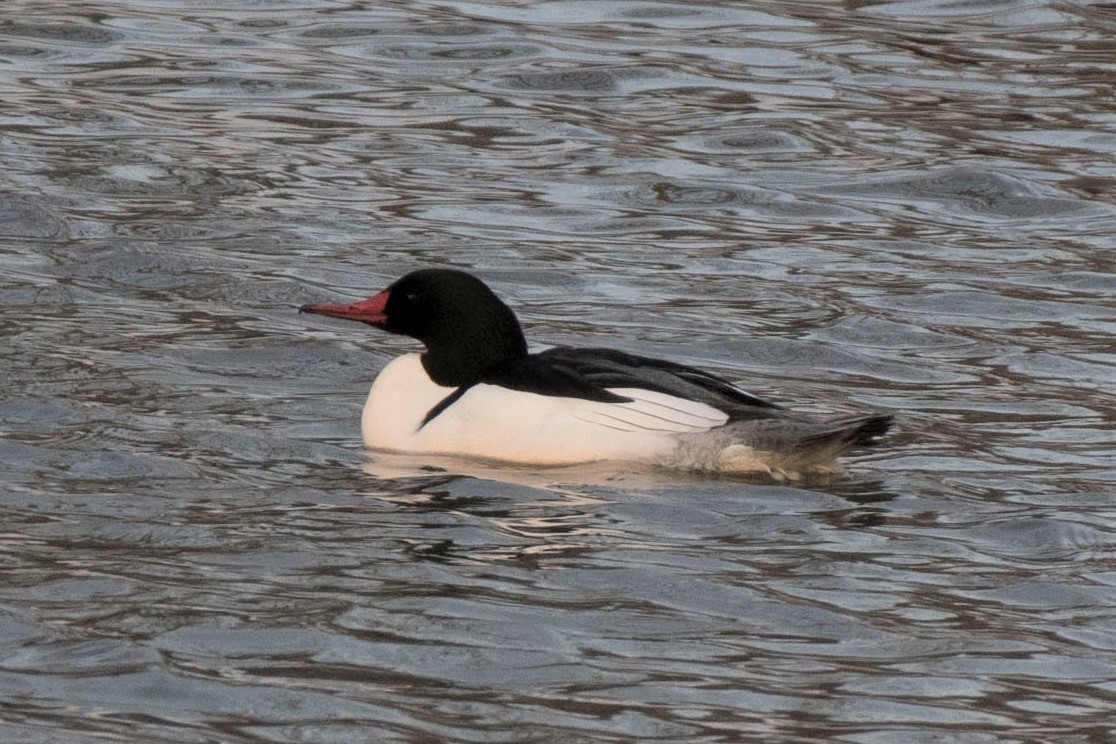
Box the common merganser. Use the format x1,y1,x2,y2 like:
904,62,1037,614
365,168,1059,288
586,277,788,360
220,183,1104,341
300,269,893,478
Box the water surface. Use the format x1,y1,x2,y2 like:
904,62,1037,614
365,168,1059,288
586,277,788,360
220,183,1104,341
2,1,1116,742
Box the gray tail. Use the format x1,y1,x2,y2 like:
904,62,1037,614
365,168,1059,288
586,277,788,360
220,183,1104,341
797,413,893,453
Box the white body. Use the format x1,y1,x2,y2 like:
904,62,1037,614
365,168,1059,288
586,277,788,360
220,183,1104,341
362,354,730,466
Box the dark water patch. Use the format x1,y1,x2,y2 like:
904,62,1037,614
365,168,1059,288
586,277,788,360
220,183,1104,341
861,288,1116,329
0,21,117,45
0,42,51,58
649,86,759,109
589,178,865,222
501,67,619,93
650,180,754,206
296,23,385,40
673,128,815,155
1,638,160,675
22,104,151,137
820,167,1109,221
2,0,1116,741
299,21,498,42
362,41,541,63
79,71,352,100
0,195,65,238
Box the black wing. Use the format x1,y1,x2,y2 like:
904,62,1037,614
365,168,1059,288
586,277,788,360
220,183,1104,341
484,346,783,422
420,348,632,430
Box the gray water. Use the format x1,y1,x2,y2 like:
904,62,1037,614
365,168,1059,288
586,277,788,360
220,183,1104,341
3,1,1116,742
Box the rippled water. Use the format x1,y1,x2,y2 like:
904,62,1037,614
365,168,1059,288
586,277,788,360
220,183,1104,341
3,1,1116,741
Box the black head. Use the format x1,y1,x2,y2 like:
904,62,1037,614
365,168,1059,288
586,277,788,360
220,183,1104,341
301,269,527,387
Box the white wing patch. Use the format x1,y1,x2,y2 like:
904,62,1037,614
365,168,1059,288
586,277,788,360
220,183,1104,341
574,387,730,434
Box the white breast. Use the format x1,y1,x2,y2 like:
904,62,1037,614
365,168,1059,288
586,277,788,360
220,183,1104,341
360,354,729,466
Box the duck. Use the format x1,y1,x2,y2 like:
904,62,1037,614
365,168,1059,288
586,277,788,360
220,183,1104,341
300,268,893,478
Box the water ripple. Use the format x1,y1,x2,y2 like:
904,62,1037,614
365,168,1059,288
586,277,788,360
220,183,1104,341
2,0,1116,742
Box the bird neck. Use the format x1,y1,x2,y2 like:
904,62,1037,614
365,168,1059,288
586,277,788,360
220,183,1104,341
420,316,528,388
